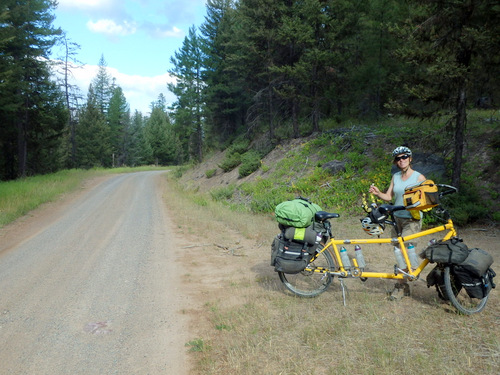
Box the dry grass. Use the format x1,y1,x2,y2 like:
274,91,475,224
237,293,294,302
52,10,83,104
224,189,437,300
162,175,500,375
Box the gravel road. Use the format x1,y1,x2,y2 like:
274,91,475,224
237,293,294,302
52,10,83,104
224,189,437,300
0,171,191,374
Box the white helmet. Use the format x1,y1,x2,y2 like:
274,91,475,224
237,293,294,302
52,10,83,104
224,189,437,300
392,146,412,158
361,216,384,236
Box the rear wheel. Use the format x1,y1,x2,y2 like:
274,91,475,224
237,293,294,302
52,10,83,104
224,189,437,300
444,266,489,315
278,249,337,297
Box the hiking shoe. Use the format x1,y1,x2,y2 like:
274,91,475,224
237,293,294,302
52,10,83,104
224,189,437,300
388,283,410,301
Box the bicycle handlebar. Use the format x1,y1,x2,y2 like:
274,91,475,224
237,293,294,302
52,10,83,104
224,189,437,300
437,184,458,197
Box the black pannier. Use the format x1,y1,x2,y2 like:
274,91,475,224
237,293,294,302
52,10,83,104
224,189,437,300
459,247,494,277
271,235,316,274
426,265,462,300
453,266,496,299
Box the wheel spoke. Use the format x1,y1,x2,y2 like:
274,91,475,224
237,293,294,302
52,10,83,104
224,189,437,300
279,249,337,298
444,266,489,315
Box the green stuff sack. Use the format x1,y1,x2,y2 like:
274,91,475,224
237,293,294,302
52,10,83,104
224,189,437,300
275,198,322,228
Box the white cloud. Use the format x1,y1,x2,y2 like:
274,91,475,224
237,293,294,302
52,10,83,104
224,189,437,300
52,62,176,115
57,0,117,11
151,26,184,39
109,68,177,113
87,19,137,36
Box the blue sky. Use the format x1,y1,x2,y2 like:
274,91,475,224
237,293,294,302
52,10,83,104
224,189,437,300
51,0,207,115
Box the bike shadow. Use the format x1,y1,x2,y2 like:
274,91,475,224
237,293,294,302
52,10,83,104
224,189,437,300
251,259,450,311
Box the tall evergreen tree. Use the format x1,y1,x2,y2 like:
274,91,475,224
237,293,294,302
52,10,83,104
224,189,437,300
145,98,181,165
0,0,65,179
54,33,83,168
128,110,153,166
75,85,111,168
390,0,500,188
92,55,114,117
200,0,248,144
108,86,130,166
233,0,285,140
168,26,205,162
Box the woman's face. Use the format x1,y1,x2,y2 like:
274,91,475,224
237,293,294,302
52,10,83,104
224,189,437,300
394,153,411,169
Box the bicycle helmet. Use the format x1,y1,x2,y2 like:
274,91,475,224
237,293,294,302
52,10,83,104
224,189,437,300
392,146,412,158
361,216,384,236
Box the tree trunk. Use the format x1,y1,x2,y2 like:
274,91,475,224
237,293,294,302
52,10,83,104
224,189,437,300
17,118,27,178
292,99,299,138
452,83,467,189
268,90,274,140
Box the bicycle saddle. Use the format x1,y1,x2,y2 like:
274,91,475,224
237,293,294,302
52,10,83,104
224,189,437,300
315,211,340,222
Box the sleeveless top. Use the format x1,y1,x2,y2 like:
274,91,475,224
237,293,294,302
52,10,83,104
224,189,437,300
393,170,422,219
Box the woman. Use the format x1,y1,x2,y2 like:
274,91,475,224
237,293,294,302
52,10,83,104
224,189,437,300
369,146,426,300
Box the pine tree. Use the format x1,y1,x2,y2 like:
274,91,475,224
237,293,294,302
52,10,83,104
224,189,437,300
92,55,114,117
200,0,248,144
54,33,83,168
144,100,181,165
128,111,153,166
75,85,111,168
0,0,65,179
108,86,130,167
390,0,500,188
168,26,204,162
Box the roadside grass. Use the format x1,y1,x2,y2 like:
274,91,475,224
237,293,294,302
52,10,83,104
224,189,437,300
0,166,168,228
163,175,500,375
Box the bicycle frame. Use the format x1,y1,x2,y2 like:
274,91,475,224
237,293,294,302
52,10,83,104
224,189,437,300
312,219,457,280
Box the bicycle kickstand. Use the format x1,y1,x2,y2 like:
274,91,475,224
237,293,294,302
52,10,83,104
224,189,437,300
340,279,348,306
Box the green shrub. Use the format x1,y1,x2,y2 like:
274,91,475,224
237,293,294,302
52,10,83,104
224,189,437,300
210,185,236,201
219,152,242,172
218,139,251,172
239,150,261,178
205,168,216,178
231,138,250,155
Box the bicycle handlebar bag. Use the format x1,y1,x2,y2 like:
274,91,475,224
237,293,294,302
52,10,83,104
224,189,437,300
403,179,439,211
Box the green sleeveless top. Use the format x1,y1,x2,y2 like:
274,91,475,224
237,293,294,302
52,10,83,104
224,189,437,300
393,170,422,219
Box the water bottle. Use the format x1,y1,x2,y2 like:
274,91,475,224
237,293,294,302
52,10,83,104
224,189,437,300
354,245,366,270
393,246,406,269
420,238,437,259
339,246,351,270
407,243,419,269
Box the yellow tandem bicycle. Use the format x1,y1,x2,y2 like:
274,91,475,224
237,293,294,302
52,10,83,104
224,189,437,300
277,185,492,315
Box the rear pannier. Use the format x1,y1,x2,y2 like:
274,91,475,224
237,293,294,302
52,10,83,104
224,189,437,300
271,235,314,274
453,267,496,299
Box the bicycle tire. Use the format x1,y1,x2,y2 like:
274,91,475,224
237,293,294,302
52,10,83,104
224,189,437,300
278,248,337,298
444,266,489,315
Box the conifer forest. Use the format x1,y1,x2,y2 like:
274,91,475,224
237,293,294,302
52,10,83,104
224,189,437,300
0,0,498,181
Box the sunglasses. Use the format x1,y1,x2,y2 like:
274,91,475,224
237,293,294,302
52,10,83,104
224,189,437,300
394,154,410,162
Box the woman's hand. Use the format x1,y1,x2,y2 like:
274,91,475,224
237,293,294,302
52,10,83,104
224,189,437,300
369,184,380,196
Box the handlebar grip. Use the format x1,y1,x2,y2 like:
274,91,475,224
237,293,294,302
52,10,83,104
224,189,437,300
437,184,458,197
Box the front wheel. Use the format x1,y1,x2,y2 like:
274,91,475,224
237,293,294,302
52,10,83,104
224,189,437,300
278,249,337,297
444,266,489,315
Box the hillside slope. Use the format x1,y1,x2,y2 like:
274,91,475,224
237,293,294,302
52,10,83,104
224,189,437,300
178,122,499,223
